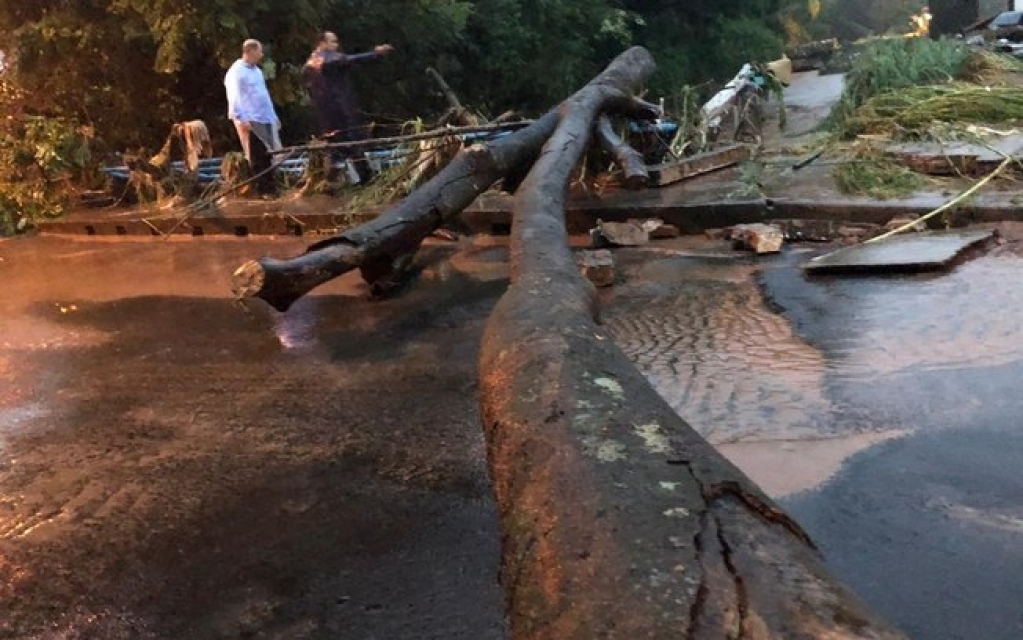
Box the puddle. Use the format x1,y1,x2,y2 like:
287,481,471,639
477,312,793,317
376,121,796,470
717,431,907,498
778,256,1023,379
606,250,1023,496
605,257,834,445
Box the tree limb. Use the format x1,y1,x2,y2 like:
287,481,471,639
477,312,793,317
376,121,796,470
595,115,648,190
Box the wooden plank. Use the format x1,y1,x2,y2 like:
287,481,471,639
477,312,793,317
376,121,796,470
648,144,751,187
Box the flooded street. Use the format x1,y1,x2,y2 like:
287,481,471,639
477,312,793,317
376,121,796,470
605,235,1023,639
0,236,507,639
2,231,1023,638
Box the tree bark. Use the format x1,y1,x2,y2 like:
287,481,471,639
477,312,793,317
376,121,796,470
594,115,648,190
478,45,905,639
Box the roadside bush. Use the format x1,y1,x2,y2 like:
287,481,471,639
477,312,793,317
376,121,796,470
0,78,93,234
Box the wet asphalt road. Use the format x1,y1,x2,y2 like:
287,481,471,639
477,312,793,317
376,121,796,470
603,238,1023,640
761,247,1023,640
0,236,507,639
4,233,1023,639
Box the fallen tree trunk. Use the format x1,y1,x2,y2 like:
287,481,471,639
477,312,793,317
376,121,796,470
235,62,658,312
594,115,648,190
479,46,905,639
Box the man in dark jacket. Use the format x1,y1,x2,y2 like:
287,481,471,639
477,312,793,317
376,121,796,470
302,31,393,182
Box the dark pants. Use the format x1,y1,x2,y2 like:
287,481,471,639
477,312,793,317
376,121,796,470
325,127,374,183
248,129,278,196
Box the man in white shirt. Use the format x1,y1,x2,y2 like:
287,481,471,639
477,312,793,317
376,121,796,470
224,39,281,198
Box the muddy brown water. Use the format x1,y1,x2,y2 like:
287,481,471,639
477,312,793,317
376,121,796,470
0,236,507,639
604,238,1023,640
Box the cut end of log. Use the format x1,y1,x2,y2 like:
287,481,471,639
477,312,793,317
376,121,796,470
232,260,267,300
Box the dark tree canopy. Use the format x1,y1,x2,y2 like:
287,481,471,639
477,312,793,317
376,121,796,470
0,0,910,154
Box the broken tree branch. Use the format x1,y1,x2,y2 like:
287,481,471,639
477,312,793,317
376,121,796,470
232,111,559,311
426,66,465,113
478,45,905,639
271,122,531,157
594,115,649,190
235,53,660,312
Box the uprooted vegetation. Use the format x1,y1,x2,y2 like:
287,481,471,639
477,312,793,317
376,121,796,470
821,38,1023,198
827,38,1023,139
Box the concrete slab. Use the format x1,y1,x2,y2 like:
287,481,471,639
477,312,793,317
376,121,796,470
887,133,1023,173
803,229,996,273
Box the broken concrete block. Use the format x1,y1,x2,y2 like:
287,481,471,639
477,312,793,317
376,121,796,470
805,229,995,274
594,220,649,247
577,249,616,287
731,223,784,254
628,218,681,239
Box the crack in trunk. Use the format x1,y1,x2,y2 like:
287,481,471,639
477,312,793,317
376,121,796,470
714,512,750,639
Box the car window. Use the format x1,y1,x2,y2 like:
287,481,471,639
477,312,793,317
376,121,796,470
992,12,1023,27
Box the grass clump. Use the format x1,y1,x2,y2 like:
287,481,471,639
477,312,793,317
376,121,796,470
827,38,974,136
844,83,1023,137
834,157,925,199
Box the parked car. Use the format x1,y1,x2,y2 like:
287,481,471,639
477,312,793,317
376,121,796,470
965,11,1023,44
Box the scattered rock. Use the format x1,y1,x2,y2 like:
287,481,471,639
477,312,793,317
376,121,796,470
627,218,681,239
592,219,649,247
649,223,681,239
577,249,616,287
730,223,784,254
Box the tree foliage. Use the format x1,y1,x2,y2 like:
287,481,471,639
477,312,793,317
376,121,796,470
0,76,93,233
0,0,895,159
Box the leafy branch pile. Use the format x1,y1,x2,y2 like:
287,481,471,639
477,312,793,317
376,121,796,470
0,77,94,234
824,39,1023,198
846,84,1023,137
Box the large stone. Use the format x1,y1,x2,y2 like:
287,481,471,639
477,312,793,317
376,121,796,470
577,249,616,287
731,223,784,254
628,218,681,240
593,220,649,247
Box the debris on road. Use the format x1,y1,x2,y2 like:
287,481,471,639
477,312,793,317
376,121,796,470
648,144,751,187
804,229,996,274
882,215,927,234
577,249,615,287
630,218,680,239
771,219,880,244
591,219,649,247
730,223,785,254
